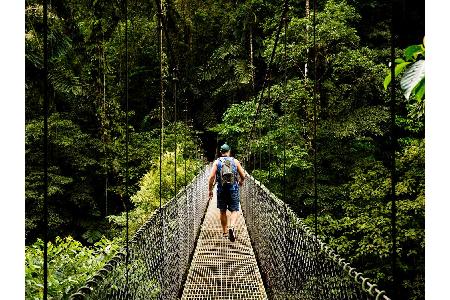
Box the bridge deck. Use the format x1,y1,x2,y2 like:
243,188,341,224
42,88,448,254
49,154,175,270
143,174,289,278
181,191,267,299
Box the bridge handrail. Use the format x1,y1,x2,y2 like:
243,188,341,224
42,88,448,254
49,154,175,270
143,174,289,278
244,173,391,300
70,165,210,299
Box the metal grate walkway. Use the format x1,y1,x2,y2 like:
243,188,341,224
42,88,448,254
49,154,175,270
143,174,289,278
181,191,268,300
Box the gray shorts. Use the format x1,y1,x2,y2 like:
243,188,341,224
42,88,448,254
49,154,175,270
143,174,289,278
217,189,240,212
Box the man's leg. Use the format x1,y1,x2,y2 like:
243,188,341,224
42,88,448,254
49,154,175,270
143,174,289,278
217,191,228,235
229,189,240,228
228,211,238,242
220,210,228,234
229,211,238,229
228,189,240,242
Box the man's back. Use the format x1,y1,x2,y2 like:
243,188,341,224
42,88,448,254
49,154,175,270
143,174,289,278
216,156,239,191
207,144,246,242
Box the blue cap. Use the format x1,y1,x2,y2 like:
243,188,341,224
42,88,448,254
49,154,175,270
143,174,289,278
220,143,231,152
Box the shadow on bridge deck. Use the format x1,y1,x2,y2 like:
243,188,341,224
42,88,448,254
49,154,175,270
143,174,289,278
181,191,267,300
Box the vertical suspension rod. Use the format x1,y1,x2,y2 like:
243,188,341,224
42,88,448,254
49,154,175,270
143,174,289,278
43,0,49,298
155,0,165,293
246,0,289,157
174,67,178,202
312,0,318,238
184,99,188,189
283,15,287,203
124,0,130,291
312,1,319,296
390,0,398,297
103,30,108,217
282,12,290,295
267,81,272,183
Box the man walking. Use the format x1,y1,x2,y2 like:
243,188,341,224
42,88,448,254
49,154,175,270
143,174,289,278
208,143,246,242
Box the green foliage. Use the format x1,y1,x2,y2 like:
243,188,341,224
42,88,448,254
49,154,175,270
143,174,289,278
384,42,425,119
383,60,410,90
26,114,102,242
400,60,425,101
108,147,202,235
308,139,424,298
202,43,253,96
25,236,121,299
25,120,201,297
25,0,424,298
213,1,424,298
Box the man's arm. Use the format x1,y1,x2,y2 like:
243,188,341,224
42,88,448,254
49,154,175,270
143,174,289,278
208,161,217,200
234,159,246,186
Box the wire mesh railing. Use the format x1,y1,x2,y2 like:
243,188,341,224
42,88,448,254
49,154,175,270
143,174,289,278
70,165,210,300
241,173,390,300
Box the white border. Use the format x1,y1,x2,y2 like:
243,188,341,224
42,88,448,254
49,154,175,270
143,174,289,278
0,0,25,298
426,0,450,298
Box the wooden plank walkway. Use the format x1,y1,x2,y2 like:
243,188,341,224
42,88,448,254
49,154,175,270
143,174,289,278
181,190,268,300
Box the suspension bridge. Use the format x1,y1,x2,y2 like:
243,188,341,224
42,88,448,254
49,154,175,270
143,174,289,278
37,0,400,298
70,167,389,300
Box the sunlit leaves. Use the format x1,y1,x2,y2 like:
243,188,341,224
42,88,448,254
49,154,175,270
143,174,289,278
26,236,121,299
400,60,425,100
383,60,411,90
383,42,425,119
404,44,425,61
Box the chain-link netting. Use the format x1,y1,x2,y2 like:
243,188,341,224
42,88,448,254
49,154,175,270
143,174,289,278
241,174,390,300
70,166,391,300
70,166,210,300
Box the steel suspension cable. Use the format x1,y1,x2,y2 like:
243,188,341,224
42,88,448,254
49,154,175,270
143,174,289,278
184,100,188,189
124,0,130,291
259,126,262,170
312,0,319,295
389,0,398,297
43,0,49,298
282,13,291,295
155,0,166,293
173,67,178,210
267,80,272,183
253,147,256,172
155,6,185,289
172,65,180,287
282,15,288,204
155,0,182,193
312,0,318,238
155,0,179,82
103,30,109,217
245,0,289,163
161,2,186,199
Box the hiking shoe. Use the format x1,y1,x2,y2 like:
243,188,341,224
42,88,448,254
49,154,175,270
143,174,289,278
228,227,236,242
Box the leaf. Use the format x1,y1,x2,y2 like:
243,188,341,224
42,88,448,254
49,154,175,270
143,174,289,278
404,45,424,61
413,78,425,101
396,62,411,76
384,62,410,90
383,73,391,90
400,60,425,100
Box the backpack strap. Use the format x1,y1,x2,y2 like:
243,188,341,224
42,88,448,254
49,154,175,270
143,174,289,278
231,157,238,182
217,157,225,170
216,157,223,181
